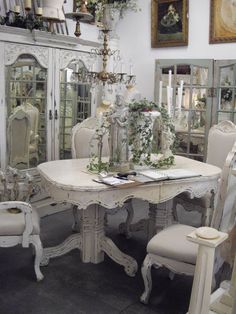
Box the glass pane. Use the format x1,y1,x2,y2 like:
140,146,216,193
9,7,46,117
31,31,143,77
175,132,188,155
174,110,189,132
219,87,234,111
218,112,232,122
220,66,234,86
192,88,207,110
6,54,47,170
59,60,91,160
190,111,206,131
189,133,204,157
182,87,190,109
193,66,208,86
176,64,191,85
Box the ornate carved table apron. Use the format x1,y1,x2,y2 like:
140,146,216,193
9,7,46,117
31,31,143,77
37,156,221,276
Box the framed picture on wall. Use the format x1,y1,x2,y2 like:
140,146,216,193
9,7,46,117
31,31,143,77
151,0,188,48
210,0,236,44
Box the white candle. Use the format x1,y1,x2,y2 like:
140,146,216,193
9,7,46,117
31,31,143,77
177,87,182,111
159,81,163,105
36,7,43,15
167,86,173,116
24,0,31,9
177,80,184,111
14,5,20,13
129,64,133,75
168,70,172,88
120,62,124,73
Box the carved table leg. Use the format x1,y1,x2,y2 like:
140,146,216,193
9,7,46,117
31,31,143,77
147,201,173,240
100,236,138,277
41,204,138,276
118,200,134,238
72,205,80,232
41,233,82,266
119,201,173,240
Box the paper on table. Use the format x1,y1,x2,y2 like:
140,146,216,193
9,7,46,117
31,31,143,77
138,169,201,181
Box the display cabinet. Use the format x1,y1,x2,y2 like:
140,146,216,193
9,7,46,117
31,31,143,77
0,27,99,173
0,26,99,208
155,59,236,161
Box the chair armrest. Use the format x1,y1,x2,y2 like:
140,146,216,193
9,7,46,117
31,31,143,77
0,201,34,247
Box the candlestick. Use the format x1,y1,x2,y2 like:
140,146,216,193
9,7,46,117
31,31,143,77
24,0,31,10
14,5,20,13
168,70,172,88
36,7,43,16
159,81,163,105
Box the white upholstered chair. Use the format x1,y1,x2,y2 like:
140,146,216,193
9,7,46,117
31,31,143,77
0,169,43,281
140,142,236,304
14,103,40,166
7,109,31,169
174,120,236,227
71,117,109,159
71,117,134,230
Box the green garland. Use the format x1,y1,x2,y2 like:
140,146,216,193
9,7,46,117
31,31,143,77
129,98,175,168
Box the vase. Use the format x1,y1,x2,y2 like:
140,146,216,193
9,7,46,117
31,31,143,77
101,4,121,39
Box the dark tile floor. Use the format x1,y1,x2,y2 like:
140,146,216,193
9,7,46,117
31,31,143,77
0,207,194,314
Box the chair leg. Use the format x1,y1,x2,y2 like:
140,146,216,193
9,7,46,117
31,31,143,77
140,254,154,304
31,235,44,281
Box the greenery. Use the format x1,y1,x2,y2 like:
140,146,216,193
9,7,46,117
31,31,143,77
87,98,176,173
129,98,175,169
75,0,139,21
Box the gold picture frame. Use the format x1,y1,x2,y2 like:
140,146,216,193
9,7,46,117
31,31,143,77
151,0,188,48
210,0,236,44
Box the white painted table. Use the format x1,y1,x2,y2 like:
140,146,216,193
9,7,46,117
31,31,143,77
37,156,221,276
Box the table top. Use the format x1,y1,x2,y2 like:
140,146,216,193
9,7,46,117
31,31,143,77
37,156,221,209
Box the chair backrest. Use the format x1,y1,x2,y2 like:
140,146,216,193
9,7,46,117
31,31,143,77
206,120,236,169
211,142,236,233
7,109,31,168
71,117,109,159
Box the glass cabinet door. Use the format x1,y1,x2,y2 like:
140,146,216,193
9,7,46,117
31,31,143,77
5,54,47,170
59,60,91,159
155,59,213,161
213,60,236,125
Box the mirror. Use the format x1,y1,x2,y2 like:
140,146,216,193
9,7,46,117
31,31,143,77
59,60,91,160
6,54,47,170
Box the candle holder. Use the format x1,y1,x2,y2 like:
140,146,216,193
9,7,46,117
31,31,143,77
65,11,93,37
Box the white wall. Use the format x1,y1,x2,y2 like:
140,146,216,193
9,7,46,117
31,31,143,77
116,0,236,101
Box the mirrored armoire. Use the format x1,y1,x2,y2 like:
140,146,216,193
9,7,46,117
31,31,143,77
0,26,99,209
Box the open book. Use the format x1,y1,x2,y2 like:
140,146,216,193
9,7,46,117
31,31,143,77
136,169,201,183
93,176,141,188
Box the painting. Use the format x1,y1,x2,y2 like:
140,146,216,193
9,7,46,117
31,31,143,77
210,0,236,44
151,0,188,48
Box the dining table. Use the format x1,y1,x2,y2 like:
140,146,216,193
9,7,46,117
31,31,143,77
37,156,221,276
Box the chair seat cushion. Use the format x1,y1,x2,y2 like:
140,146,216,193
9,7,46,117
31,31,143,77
147,224,198,265
0,206,40,236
